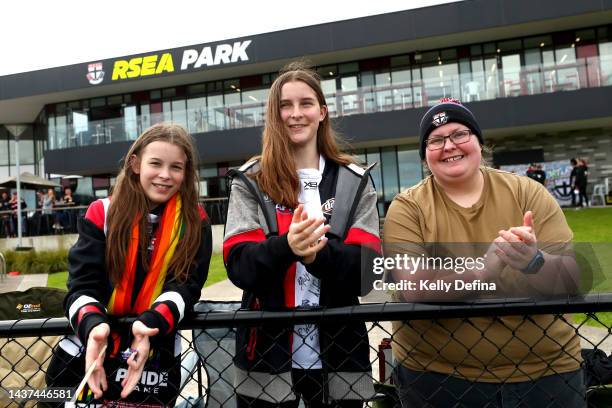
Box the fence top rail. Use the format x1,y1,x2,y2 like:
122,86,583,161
2,294,612,338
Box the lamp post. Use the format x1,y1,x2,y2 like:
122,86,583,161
6,125,30,250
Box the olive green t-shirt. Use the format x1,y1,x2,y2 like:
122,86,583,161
384,167,581,382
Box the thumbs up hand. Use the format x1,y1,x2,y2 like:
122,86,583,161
494,211,538,271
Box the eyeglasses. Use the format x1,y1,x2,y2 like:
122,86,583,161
426,129,472,150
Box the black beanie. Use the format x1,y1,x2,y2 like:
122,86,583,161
419,98,483,159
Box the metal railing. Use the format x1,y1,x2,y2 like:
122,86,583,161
47,55,612,150
2,295,612,406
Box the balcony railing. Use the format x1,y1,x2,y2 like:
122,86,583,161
47,55,612,150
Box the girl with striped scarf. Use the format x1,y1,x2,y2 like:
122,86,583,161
47,123,212,407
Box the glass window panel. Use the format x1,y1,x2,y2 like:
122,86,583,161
224,92,242,129
188,83,207,95
381,147,399,202
107,95,122,105
339,76,359,115
598,42,612,86
74,176,93,198
470,45,482,56
501,54,521,97
375,71,393,111
523,49,543,95
224,79,240,92
163,101,172,122
498,39,522,52
141,104,151,130
187,97,207,133
0,132,8,165
9,138,35,165
90,98,105,107
162,88,176,98
317,65,337,78
206,94,225,130
575,29,595,42
124,106,139,140
339,62,359,74
391,55,410,67
150,90,161,100
361,72,376,113
47,116,56,150
0,166,9,179
463,59,485,102
411,68,424,108
420,51,439,64
16,165,35,177
397,147,422,190
542,50,556,91
171,99,188,128
55,115,67,149
554,46,579,90
321,79,337,117
240,88,268,127
524,35,552,49
422,62,459,106
440,48,457,60
484,58,499,99
200,165,217,178
106,117,124,143
483,43,496,55
391,69,412,109
72,111,89,146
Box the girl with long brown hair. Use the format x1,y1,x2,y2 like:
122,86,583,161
223,62,381,407
48,123,212,406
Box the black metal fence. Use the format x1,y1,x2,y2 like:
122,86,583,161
2,296,612,407
0,198,229,239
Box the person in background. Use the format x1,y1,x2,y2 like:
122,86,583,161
9,191,27,236
577,158,589,207
570,158,580,208
526,163,546,186
60,187,76,231
41,188,56,234
535,163,547,186
0,191,12,238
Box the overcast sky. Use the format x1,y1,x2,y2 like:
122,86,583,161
0,0,460,77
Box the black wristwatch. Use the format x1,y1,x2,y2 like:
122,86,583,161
521,250,545,274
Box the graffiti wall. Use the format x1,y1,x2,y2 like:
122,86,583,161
500,161,574,207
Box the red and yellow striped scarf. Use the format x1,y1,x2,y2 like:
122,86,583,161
108,194,184,315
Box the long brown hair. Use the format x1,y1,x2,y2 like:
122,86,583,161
106,123,201,285
254,62,354,208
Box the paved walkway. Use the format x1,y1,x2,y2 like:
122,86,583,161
200,278,242,301
0,273,48,293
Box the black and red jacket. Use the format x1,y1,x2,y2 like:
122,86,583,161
64,198,212,352
223,159,381,403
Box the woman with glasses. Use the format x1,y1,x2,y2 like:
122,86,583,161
383,98,584,407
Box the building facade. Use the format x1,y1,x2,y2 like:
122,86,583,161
1,0,611,216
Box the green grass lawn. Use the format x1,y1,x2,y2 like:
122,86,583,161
562,208,612,327
47,253,228,290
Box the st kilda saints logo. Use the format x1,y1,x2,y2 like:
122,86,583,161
322,198,335,215
86,62,105,85
432,111,448,127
